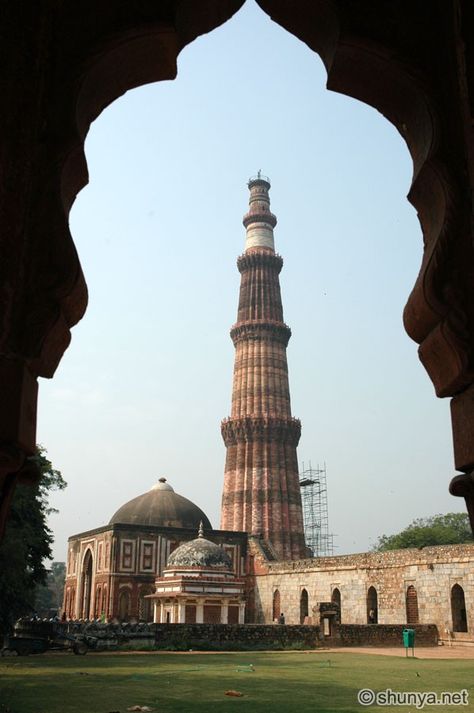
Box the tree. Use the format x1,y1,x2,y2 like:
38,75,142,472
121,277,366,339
34,561,66,616
373,513,473,551
0,446,66,635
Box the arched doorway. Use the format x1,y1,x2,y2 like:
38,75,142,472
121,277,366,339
118,588,131,622
80,549,93,619
94,585,102,619
300,589,309,624
406,585,419,624
272,589,281,622
332,587,341,623
367,586,378,624
451,584,468,632
139,586,154,622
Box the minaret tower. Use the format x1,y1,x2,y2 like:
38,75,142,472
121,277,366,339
220,174,306,560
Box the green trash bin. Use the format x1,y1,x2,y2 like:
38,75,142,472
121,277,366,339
403,628,415,655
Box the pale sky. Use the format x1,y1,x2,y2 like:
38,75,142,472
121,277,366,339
39,1,461,562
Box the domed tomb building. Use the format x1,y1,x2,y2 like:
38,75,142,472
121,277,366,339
148,522,246,624
63,478,247,622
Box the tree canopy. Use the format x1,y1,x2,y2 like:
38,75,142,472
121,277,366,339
372,512,473,551
34,561,67,616
0,446,66,634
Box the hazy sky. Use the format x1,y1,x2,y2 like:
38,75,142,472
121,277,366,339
39,1,461,562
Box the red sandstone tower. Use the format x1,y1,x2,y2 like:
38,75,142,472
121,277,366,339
220,174,306,560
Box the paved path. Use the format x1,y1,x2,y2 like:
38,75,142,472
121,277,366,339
324,646,474,659
104,646,474,660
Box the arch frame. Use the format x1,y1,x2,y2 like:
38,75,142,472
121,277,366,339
0,1,473,536
79,547,94,619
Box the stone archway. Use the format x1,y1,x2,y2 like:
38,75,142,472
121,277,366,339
272,589,281,622
451,584,468,633
0,2,473,542
367,586,378,624
331,587,341,623
406,585,419,624
300,588,309,624
118,588,131,622
80,549,94,619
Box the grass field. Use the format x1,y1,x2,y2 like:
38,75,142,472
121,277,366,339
0,651,472,713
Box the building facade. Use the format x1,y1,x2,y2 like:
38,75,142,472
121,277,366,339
248,540,474,642
63,479,247,622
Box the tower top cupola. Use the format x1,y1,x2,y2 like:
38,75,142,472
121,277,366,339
243,171,277,253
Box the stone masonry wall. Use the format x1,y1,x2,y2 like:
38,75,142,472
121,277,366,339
333,624,438,647
252,543,474,636
12,620,437,651
23,620,322,651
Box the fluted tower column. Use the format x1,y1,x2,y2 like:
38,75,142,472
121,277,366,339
220,175,306,560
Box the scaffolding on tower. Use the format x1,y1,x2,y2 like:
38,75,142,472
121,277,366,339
299,463,335,557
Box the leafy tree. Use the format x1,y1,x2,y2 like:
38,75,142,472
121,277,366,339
0,446,66,635
373,513,473,551
34,561,66,616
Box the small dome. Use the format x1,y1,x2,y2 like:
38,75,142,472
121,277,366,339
109,478,212,530
167,526,232,570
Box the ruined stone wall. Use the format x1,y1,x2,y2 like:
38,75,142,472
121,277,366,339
45,620,323,650
253,543,474,636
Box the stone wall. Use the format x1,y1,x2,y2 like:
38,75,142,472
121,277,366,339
11,619,438,651
153,623,322,650
27,620,322,651
332,624,438,647
251,542,474,636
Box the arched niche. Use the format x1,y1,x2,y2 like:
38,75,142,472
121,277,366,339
272,589,281,622
406,585,419,624
80,549,94,619
118,587,132,622
300,588,309,624
451,583,468,633
367,586,378,624
331,587,341,623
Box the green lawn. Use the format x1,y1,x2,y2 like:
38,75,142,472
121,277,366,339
0,651,472,713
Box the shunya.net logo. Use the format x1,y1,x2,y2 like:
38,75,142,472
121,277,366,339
357,688,469,708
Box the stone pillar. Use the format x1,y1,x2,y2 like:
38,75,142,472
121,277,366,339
221,601,229,624
220,176,306,560
178,601,186,624
74,584,81,620
239,602,245,624
196,599,204,624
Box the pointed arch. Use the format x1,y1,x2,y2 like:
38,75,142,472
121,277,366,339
451,584,468,633
331,587,341,623
118,587,131,622
406,585,419,624
80,548,94,619
367,586,378,624
272,589,281,621
300,588,309,624
139,585,154,622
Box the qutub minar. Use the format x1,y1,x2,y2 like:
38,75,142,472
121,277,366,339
220,173,307,560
